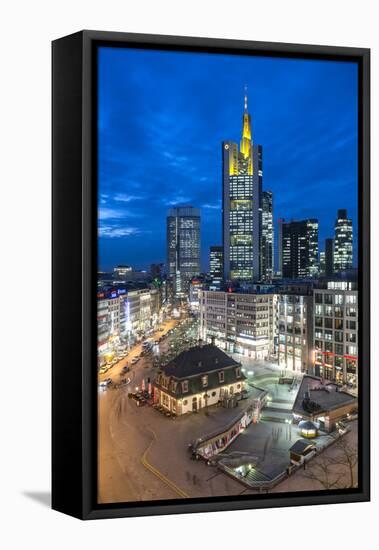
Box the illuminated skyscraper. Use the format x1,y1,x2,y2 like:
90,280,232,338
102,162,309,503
222,88,262,282
333,209,353,272
319,251,326,276
281,219,319,279
278,218,284,277
209,246,223,290
260,190,274,281
167,206,201,297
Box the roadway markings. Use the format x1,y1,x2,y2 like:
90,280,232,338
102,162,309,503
141,427,189,499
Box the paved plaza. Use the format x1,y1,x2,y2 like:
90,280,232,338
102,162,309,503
99,347,358,502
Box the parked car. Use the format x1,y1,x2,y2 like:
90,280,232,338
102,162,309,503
99,378,112,388
99,365,109,374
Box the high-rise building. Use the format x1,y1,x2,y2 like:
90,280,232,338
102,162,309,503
222,88,262,283
261,190,274,281
167,206,201,297
333,209,353,272
209,246,223,290
319,251,326,276
325,238,334,276
278,218,284,277
281,219,319,279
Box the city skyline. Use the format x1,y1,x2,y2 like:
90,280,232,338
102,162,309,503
98,47,358,272
96,45,361,505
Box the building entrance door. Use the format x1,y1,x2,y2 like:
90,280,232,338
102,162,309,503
192,397,197,412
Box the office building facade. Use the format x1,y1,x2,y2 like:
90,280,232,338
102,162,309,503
209,245,223,290
167,206,201,298
333,209,353,272
199,289,277,359
278,287,314,374
261,190,274,281
313,281,358,388
281,219,319,279
97,287,162,366
319,251,325,276
325,238,334,276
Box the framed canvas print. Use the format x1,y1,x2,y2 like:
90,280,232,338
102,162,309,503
52,30,370,519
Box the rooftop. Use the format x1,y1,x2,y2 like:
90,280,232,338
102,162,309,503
290,439,316,455
293,375,357,416
160,344,240,379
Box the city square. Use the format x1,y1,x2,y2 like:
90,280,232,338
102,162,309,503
98,328,358,502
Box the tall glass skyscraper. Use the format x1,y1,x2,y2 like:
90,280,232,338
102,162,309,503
167,206,201,297
222,89,262,282
209,245,223,290
281,219,319,279
261,190,274,281
333,209,353,272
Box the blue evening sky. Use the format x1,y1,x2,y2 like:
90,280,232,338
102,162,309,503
98,46,358,272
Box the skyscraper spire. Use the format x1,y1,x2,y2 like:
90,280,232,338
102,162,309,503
240,85,252,161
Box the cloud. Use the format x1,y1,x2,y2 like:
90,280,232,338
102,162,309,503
164,196,192,206
98,207,141,221
98,225,141,238
113,193,143,203
202,200,221,210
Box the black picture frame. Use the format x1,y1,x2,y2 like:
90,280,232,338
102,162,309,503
52,30,370,520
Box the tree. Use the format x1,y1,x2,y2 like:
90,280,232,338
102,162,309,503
301,430,358,490
302,454,345,490
328,433,358,488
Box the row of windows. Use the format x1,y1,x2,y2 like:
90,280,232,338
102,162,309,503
314,293,357,305
315,339,356,353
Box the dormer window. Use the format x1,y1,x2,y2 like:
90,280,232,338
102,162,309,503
218,371,225,383
182,380,189,393
236,367,241,379
202,375,208,388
